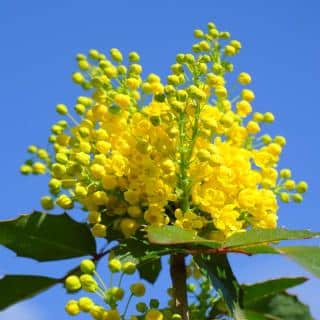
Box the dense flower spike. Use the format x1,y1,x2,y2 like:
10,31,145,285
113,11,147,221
22,21,306,241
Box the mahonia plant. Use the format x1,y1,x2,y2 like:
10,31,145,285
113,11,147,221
18,21,311,320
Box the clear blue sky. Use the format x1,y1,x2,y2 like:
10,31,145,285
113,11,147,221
1,0,320,319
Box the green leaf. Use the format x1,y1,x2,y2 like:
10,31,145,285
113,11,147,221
0,211,96,261
147,225,220,248
195,254,242,313
278,246,320,278
0,275,59,311
243,277,308,306
246,292,314,320
224,229,320,248
137,258,162,284
244,310,279,320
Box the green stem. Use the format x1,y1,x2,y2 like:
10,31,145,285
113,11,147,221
122,293,133,319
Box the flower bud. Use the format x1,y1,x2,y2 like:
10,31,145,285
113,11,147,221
122,261,136,274
238,72,252,85
296,181,308,193
110,48,123,62
20,164,32,175
89,49,100,60
41,196,54,210
72,72,85,84
80,274,98,292
145,310,163,320
194,29,204,38
136,302,147,313
149,299,159,308
108,258,122,273
280,169,292,179
80,259,95,274
130,283,146,297
129,51,140,62
292,193,303,203
65,300,80,316
91,223,107,238
78,297,94,312
280,192,290,203
263,112,275,123
65,275,81,292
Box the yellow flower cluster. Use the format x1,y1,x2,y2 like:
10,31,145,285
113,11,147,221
21,21,307,238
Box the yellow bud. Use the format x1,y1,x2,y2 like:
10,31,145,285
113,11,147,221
41,196,54,210
280,192,290,203
20,164,32,175
78,297,94,312
215,86,228,99
194,29,204,38
199,40,210,51
224,45,236,56
108,258,122,273
130,283,146,297
56,103,68,115
292,193,303,203
145,309,163,320
80,259,95,274
274,135,286,146
104,66,118,78
110,48,123,62
120,218,139,238
127,78,140,90
130,63,143,75
88,211,101,224
89,49,100,60
78,59,90,70
246,121,260,134
219,31,231,39
238,72,252,85
92,223,106,238
109,287,124,300
32,162,46,174
72,72,85,84
122,261,136,274
241,89,255,102
236,100,252,117
296,181,308,193
75,152,90,166
28,145,38,153
114,94,131,109
80,274,98,292
230,40,242,50
280,169,292,179
65,300,80,316
263,112,275,123
253,112,264,122
65,275,81,292
209,28,219,38
284,179,296,190
127,206,143,218
56,194,73,209
37,148,49,160
102,175,118,190
103,309,121,320
90,163,106,179
261,134,272,145
167,75,180,86
129,51,140,62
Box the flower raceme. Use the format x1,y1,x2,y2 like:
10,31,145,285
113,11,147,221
21,22,307,239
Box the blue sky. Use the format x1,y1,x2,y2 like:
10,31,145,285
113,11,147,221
1,0,320,318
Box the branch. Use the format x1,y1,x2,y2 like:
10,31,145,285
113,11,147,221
170,253,189,320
